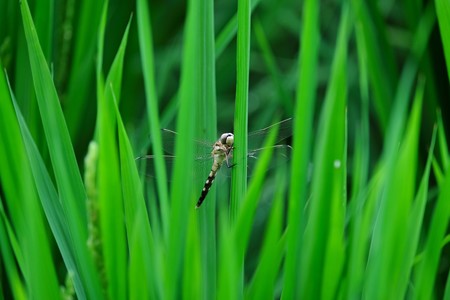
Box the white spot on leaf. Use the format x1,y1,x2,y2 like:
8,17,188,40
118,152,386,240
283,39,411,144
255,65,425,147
333,160,341,168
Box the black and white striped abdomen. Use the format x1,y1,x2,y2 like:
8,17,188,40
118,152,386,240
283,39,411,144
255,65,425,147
195,160,223,209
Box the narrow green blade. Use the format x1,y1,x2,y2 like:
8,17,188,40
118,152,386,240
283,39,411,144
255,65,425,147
112,88,156,300
95,14,132,300
230,0,251,220
299,5,349,298
435,0,450,80
283,0,319,297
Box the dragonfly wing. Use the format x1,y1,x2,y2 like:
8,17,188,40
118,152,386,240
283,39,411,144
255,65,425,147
221,144,292,178
136,154,176,183
248,144,292,172
248,118,293,150
135,153,213,182
160,128,215,156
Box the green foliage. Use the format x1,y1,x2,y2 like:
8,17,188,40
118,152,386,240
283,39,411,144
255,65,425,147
0,0,449,299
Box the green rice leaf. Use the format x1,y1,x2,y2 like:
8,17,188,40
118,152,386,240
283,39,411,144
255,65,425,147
381,2,434,161
65,0,105,142
182,210,202,299
224,124,286,299
0,66,28,277
350,8,370,202
0,198,26,300
437,110,449,170
299,5,349,298
364,72,424,299
215,0,261,58
18,5,103,296
9,85,101,299
20,0,88,228
136,0,170,238
345,167,385,298
112,87,156,299
96,14,131,300
395,120,436,298
350,0,395,131
189,0,219,298
283,0,319,297
435,0,450,80
230,0,250,221
245,176,286,299
217,213,239,300
235,119,280,258
432,157,445,185
17,2,107,296
413,168,450,299
33,0,53,59
14,0,53,152
445,271,450,300
164,0,199,297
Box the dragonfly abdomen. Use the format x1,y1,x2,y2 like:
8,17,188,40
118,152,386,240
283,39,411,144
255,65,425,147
195,160,223,209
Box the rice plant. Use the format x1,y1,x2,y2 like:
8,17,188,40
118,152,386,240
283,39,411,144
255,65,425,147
0,0,449,299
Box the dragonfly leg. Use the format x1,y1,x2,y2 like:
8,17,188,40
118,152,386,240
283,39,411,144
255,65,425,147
225,155,236,168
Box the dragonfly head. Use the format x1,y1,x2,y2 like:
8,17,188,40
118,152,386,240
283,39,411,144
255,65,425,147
219,133,234,147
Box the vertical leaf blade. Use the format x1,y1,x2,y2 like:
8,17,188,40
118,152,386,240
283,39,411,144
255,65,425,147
19,1,103,298
435,0,450,80
231,0,250,220
96,17,132,300
299,5,349,298
165,0,199,297
136,0,170,239
283,0,319,297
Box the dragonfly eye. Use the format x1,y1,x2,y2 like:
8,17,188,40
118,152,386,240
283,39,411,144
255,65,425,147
220,133,234,146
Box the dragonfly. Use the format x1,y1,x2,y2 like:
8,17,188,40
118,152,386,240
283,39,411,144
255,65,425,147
137,118,293,209
196,132,234,208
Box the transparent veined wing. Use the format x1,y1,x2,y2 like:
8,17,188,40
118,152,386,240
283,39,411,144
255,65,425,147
248,118,293,150
137,118,293,179
159,128,216,156
156,118,293,156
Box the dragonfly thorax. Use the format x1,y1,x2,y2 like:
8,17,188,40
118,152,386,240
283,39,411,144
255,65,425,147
212,143,228,157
